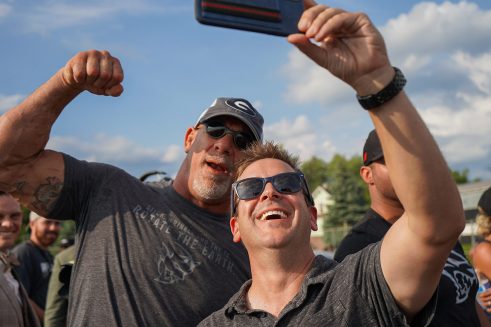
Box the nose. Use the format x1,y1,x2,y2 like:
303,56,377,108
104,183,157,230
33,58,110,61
0,217,16,230
213,133,235,156
48,222,61,231
259,182,280,202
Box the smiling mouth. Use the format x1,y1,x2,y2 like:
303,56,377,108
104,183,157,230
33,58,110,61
206,161,229,174
259,210,288,221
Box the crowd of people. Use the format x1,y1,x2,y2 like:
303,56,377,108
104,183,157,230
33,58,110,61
1,0,491,326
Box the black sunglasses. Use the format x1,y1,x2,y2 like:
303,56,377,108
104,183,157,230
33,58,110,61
231,172,314,215
203,121,255,150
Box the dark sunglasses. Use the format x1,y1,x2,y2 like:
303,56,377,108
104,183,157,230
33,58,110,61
203,122,255,150
231,172,314,215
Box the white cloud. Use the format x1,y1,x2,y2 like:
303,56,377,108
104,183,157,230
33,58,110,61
265,115,336,161
383,1,491,67
0,94,24,113
0,4,12,18
47,133,183,167
17,0,188,35
161,144,182,163
281,49,350,105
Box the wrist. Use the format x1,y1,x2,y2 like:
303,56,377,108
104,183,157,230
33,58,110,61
356,67,406,110
352,66,395,96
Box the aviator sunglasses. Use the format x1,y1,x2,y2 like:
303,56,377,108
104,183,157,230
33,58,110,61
231,172,314,215
203,121,255,150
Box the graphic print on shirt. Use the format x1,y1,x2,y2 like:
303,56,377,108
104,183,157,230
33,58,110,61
155,241,201,284
132,204,238,285
442,250,477,304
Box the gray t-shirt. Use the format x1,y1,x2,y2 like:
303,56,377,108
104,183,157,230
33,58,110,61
49,154,251,327
199,243,436,327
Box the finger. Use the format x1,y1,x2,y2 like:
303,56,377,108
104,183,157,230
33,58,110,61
93,50,113,89
85,51,101,85
287,34,327,68
71,52,89,84
305,7,346,39
105,84,124,97
298,4,329,32
101,57,124,95
316,12,369,42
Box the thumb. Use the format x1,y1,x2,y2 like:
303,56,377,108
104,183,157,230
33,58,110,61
104,84,124,97
287,34,327,68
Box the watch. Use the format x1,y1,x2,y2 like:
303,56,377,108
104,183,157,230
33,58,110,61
356,67,406,110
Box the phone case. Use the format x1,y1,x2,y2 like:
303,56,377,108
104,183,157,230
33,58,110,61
195,0,304,37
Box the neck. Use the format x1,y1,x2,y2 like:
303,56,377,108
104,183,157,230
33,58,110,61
370,200,403,225
30,238,47,251
246,246,315,317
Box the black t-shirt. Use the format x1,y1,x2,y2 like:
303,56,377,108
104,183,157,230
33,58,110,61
13,241,53,309
334,208,480,327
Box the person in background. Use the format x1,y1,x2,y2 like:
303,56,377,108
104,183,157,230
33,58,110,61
44,244,75,327
0,191,41,327
335,130,486,327
471,187,491,323
13,213,61,323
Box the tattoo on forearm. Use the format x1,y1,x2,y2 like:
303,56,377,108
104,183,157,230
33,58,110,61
33,176,63,213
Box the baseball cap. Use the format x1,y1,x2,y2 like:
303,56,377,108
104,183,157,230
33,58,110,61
478,187,491,216
363,130,384,166
29,211,42,222
195,97,264,142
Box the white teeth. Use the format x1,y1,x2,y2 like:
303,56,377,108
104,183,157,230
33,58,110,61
259,210,287,221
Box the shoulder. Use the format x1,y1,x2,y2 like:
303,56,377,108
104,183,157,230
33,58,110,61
12,242,34,256
473,242,491,261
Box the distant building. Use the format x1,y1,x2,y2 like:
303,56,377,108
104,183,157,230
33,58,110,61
310,184,333,250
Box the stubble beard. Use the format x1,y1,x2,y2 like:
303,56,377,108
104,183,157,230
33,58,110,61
192,173,231,201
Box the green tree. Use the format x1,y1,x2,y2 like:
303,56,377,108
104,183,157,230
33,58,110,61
301,156,329,191
452,168,469,184
321,154,368,245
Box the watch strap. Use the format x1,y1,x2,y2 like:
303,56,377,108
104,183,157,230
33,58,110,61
357,67,406,110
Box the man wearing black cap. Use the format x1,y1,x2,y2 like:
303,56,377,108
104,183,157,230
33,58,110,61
335,130,486,327
0,50,263,326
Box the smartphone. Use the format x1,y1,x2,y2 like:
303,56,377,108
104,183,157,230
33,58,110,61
195,0,304,37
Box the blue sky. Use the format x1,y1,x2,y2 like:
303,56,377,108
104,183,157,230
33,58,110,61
1,0,491,181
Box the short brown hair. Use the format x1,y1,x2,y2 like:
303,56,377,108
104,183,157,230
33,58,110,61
234,141,300,181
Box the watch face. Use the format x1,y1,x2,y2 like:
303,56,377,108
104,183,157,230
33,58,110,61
357,67,406,110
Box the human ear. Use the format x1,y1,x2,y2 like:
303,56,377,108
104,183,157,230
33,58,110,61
230,216,242,243
310,206,318,231
360,166,373,185
184,127,197,153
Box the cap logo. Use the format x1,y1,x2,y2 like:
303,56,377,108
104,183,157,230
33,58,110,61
225,99,256,117
363,152,368,163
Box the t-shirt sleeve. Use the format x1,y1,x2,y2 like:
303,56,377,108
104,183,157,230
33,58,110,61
47,154,121,223
343,242,437,327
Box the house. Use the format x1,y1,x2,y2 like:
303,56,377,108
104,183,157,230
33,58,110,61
310,184,334,250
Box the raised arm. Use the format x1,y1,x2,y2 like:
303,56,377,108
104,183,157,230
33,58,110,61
289,1,464,318
0,50,124,216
